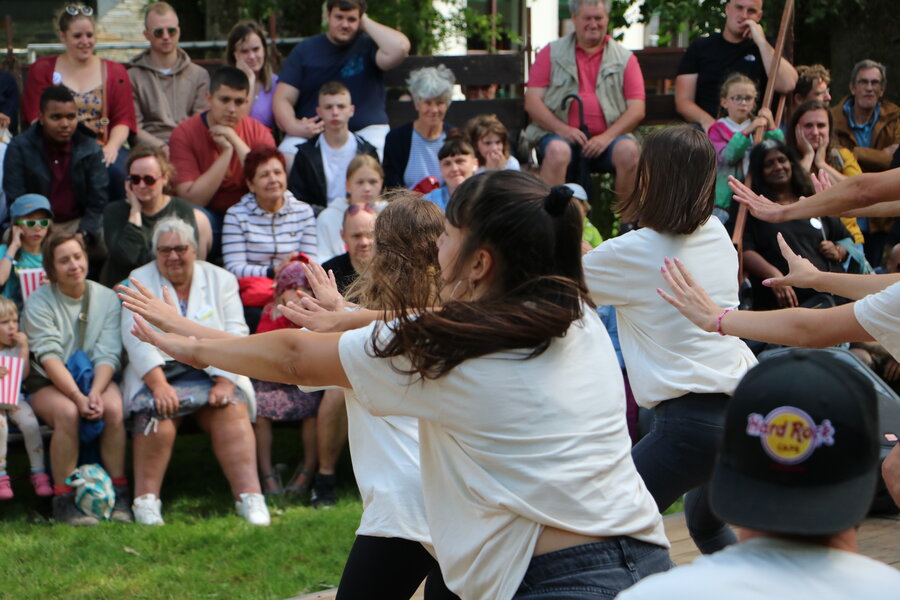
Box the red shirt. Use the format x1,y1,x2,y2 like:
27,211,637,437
169,112,276,214
46,142,80,222
527,36,645,137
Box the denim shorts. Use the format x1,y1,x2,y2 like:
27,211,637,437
513,537,672,599
536,133,632,174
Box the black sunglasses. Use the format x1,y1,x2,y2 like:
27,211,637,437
152,27,178,38
65,4,93,16
346,202,377,216
129,174,160,186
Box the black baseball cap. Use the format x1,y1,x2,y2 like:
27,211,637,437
710,349,880,536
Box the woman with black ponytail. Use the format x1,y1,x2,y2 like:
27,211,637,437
583,125,758,555
124,170,671,600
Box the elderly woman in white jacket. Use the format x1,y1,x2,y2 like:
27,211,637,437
119,217,267,527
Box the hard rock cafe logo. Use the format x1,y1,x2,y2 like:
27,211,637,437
746,407,835,464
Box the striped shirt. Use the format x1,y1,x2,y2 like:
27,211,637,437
222,191,317,279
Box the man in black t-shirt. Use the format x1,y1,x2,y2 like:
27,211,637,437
675,0,798,131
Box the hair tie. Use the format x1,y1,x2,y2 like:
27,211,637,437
544,185,573,217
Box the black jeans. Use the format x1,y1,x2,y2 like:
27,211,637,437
631,392,738,554
336,535,459,600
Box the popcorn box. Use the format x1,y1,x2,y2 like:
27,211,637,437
18,268,46,302
0,356,24,406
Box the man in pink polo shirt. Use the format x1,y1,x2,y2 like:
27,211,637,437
523,0,645,200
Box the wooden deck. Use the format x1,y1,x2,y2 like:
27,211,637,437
291,512,900,600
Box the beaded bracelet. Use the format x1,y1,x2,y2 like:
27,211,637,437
716,308,732,336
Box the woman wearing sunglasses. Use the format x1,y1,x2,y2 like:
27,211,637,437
222,146,317,330
22,4,136,203
0,195,53,309
100,145,213,288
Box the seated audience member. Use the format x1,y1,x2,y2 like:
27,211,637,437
465,113,520,172
743,140,851,311
423,135,479,211
121,217,267,526
463,83,497,100
23,232,129,526
287,81,379,210
619,351,900,599
792,64,832,110
222,146,317,330
128,1,209,151
169,66,275,253
4,85,107,248
787,100,865,247
310,204,376,508
253,261,322,496
383,65,456,189
102,145,211,288
22,5,135,201
523,0,644,199
273,0,409,168
564,182,603,252
0,195,53,309
316,154,385,263
226,21,278,130
832,59,900,172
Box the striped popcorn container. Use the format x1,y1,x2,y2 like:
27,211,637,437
0,356,24,406
18,268,46,302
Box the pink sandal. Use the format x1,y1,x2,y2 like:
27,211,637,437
0,474,13,500
31,473,53,497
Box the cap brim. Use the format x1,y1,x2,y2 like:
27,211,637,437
710,462,879,536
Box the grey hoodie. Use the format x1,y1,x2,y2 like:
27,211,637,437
128,47,210,148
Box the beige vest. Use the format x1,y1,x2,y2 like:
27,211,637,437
524,33,633,148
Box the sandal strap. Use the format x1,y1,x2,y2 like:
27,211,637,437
261,472,280,481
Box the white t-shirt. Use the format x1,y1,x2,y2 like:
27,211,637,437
344,389,431,545
616,537,900,599
854,280,900,361
583,218,757,408
338,310,668,600
319,136,358,208
475,155,521,173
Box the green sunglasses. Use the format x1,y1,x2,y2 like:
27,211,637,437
16,219,51,228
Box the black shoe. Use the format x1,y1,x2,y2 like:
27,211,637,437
52,494,99,527
111,486,134,523
310,473,337,508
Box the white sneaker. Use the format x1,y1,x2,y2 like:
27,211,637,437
132,493,164,525
235,492,270,526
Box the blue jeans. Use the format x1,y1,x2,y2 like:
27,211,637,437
514,538,672,599
631,392,738,554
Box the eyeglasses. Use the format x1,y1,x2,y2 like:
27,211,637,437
346,202,377,216
129,174,160,186
16,219,51,228
728,95,755,104
156,245,191,256
855,78,883,89
151,27,178,38
65,4,93,16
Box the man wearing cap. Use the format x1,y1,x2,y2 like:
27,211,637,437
618,350,900,599
3,85,107,245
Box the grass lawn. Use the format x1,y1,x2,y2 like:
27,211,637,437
1,425,686,600
0,427,362,600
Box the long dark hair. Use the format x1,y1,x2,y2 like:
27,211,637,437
786,100,844,173
748,140,814,199
372,170,589,379
616,125,716,234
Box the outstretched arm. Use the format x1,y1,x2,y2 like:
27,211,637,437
762,233,900,300
131,315,349,388
730,169,900,222
656,257,873,348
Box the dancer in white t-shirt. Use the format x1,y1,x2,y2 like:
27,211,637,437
121,170,671,600
583,125,757,555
